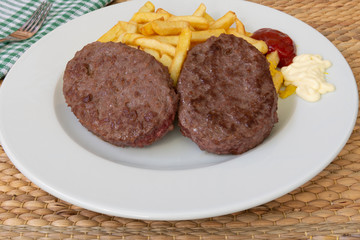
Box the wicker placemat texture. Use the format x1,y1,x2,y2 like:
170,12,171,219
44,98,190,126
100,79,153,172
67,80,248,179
0,0,360,239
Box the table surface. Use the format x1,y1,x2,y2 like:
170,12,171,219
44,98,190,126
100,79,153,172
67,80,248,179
0,0,359,239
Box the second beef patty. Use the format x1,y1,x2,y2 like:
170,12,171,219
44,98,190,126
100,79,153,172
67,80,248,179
177,34,278,155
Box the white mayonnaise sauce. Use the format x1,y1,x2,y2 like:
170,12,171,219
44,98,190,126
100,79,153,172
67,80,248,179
281,54,335,102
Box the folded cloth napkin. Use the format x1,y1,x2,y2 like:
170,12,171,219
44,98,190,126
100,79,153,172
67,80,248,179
0,0,113,79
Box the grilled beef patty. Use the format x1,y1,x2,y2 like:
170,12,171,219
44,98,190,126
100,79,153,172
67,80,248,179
63,41,178,147
177,34,278,155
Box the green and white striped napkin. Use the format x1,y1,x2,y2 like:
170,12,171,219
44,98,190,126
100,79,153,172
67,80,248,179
0,0,112,79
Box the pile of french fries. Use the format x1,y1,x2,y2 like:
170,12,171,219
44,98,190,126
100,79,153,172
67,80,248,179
98,1,289,96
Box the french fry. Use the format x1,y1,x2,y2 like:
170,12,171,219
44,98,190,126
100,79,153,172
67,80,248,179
235,18,245,35
99,21,137,43
193,3,206,17
279,84,297,99
243,36,268,54
191,29,226,42
209,11,236,30
267,51,280,67
142,47,160,60
151,20,190,35
131,12,171,23
167,15,209,30
123,21,138,33
97,21,124,42
136,1,155,13
203,12,215,24
159,54,173,69
139,22,155,35
227,29,268,54
267,51,284,93
149,35,179,46
272,71,284,93
156,8,172,15
135,38,176,56
119,33,144,45
169,28,192,84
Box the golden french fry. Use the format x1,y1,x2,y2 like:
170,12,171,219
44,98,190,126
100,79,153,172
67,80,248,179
111,21,137,42
97,21,124,42
131,12,171,23
235,18,245,35
98,21,137,43
142,47,160,60
149,35,179,46
169,28,192,85
113,32,127,43
267,51,283,92
136,23,144,32
245,31,252,37
167,15,209,30
136,1,155,13
279,84,297,98
156,8,172,15
242,36,268,54
203,12,215,24
193,3,206,17
191,29,226,42
159,54,173,69
119,33,144,45
139,22,155,35
272,71,284,93
135,38,176,56
127,45,139,49
151,20,190,35
123,21,138,33
227,29,268,54
209,11,236,30
267,51,280,67
189,25,196,31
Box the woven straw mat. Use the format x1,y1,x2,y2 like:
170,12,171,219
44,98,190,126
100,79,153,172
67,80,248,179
0,0,360,239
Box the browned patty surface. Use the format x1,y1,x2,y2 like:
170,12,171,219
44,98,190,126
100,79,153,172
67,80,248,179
177,34,278,155
63,41,178,147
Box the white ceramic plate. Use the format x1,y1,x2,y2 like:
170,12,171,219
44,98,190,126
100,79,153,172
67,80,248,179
0,0,358,220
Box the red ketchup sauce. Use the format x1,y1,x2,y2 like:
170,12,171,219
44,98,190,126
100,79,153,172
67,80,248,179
251,28,296,67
